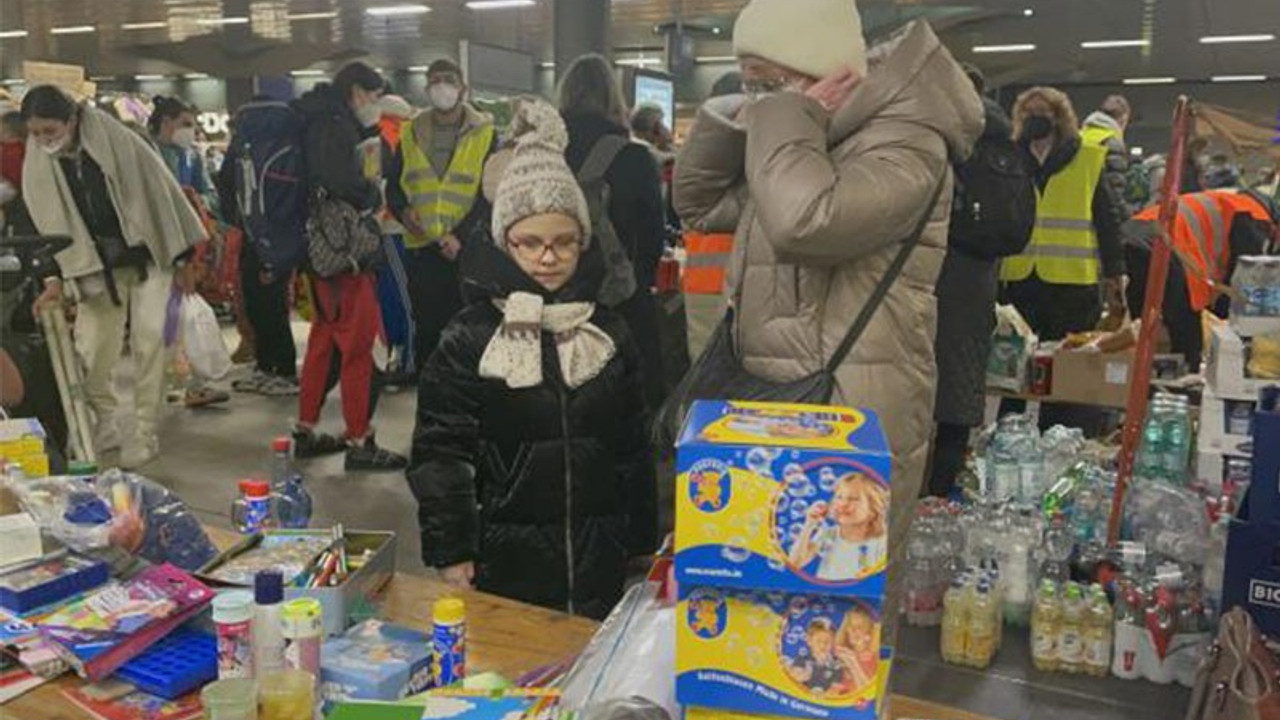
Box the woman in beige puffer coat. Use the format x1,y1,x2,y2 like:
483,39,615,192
673,17,983,641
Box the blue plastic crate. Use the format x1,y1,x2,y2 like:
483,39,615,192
0,553,109,613
115,626,218,699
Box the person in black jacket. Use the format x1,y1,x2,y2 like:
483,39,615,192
291,62,406,472
558,55,668,410
407,100,656,619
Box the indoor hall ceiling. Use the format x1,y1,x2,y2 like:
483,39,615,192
0,0,1276,86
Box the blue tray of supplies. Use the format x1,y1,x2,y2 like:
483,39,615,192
115,626,218,699
0,553,110,613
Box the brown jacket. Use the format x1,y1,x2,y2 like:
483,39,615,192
674,20,983,634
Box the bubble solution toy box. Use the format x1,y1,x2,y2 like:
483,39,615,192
674,401,893,720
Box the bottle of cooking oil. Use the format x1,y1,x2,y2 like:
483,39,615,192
966,581,998,669
1057,582,1086,674
940,576,970,665
1082,584,1113,677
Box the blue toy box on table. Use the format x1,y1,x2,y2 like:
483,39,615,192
1222,386,1280,637
674,401,893,720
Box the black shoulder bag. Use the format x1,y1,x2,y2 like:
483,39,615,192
653,174,948,449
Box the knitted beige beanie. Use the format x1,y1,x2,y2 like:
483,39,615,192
733,0,868,78
490,99,592,245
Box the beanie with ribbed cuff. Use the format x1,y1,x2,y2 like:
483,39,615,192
733,0,868,79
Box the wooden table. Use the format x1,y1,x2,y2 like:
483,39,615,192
2,530,997,720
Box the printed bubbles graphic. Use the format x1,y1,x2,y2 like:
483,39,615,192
788,596,810,618
789,499,810,520
767,558,786,572
745,446,778,475
721,540,751,564
819,471,839,493
786,474,814,499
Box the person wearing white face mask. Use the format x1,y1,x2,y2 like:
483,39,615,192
22,85,207,469
386,59,497,371
147,95,232,409
291,62,407,472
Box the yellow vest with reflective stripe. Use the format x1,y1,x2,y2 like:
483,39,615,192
1000,144,1107,285
1081,124,1120,150
399,120,494,249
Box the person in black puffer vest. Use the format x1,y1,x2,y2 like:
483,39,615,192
406,99,657,620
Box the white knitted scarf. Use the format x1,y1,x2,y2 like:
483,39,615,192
479,292,616,390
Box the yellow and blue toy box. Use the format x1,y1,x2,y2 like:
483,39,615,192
675,401,892,599
676,586,889,720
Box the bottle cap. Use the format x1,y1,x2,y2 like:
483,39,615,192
239,479,270,497
213,590,255,623
255,570,284,604
272,436,291,453
434,597,466,624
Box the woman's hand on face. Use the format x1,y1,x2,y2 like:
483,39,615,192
805,67,861,113
441,562,475,589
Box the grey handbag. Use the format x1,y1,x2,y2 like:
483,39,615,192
306,191,383,278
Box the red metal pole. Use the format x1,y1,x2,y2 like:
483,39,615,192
1106,96,1192,547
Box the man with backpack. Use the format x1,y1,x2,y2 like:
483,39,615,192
291,62,406,472
386,59,496,370
928,67,1036,497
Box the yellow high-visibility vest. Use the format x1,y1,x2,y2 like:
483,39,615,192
399,119,494,249
1000,144,1107,286
1081,124,1121,150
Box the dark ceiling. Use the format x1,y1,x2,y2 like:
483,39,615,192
0,0,1276,85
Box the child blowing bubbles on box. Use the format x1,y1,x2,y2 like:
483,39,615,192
788,473,887,581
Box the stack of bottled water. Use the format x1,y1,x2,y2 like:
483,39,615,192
1234,256,1280,317
903,500,967,626
940,565,1006,669
1135,393,1193,485
1041,461,1113,546
985,414,1044,502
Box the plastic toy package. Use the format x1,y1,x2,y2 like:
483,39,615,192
2,469,217,571
558,581,677,720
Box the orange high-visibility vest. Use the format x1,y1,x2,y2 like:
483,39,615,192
682,231,734,295
1133,191,1274,311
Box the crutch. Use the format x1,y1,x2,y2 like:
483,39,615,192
38,304,96,464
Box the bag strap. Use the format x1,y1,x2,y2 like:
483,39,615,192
577,135,630,185
824,172,950,374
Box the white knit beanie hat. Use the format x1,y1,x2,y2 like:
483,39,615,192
733,0,868,78
490,99,593,246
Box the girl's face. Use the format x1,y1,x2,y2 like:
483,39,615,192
809,629,834,659
27,116,74,154
831,480,875,528
506,213,583,292
845,616,873,652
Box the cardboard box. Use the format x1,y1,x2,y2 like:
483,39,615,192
320,620,434,708
1048,347,1135,408
674,401,892,598
1230,315,1280,339
676,586,887,720
1198,388,1256,457
1206,324,1278,402
1222,390,1280,636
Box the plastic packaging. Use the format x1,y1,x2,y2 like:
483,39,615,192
432,597,466,688
259,668,314,720
559,582,676,719
202,677,259,720
233,480,276,535
180,291,233,380
1,468,217,571
214,590,255,679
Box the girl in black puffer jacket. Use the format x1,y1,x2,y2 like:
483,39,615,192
406,100,656,619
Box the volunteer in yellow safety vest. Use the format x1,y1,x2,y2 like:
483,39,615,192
998,86,1131,432
387,59,497,370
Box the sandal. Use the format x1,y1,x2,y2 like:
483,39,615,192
184,388,231,408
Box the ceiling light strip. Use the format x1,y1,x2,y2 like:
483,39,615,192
121,21,167,30
1199,34,1275,44
365,4,431,16
196,17,250,26
1122,76,1178,85
1211,74,1268,83
1080,39,1149,49
466,0,536,8
51,25,97,35
972,43,1036,53
286,12,339,21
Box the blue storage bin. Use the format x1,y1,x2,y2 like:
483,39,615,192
0,553,109,613
1222,386,1280,638
115,626,218,699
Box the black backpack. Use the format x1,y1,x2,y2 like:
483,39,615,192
228,101,310,273
948,133,1037,260
576,135,639,307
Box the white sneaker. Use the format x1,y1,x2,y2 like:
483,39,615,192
121,435,160,470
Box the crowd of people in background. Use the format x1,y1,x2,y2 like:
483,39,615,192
2,0,1278,632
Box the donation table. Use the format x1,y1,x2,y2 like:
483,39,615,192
2,529,998,720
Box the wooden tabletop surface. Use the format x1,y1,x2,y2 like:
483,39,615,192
1,529,999,720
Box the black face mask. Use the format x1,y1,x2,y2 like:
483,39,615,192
1023,115,1055,141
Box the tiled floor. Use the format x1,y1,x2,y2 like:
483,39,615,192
112,329,1190,720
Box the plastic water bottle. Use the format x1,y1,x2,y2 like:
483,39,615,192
940,577,970,665
966,582,999,669
986,417,1022,501
1236,256,1263,317
270,437,312,529
1162,397,1191,482
1168,589,1211,688
1057,583,1085,674
1112,583,1145,680
1138,399,1169,480
1202,516,1229,605
1031,579,1061,672
1039,513,1073,585
1142,585,1176,684
1263,257,1280,316
1083,584,1113,677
